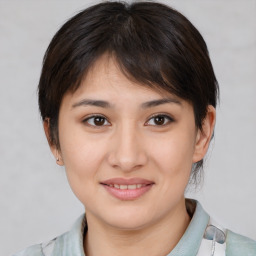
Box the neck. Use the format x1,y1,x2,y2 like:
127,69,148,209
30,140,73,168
84,198,191,256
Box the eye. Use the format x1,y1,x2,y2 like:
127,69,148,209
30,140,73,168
83,115,110,127
146,114,174,126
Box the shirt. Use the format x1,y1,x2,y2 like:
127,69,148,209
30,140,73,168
13,200,256,256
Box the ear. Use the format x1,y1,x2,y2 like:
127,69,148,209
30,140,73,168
192,105,216,163
43,118,64,166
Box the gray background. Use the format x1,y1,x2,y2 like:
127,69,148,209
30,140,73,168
0,1,255,255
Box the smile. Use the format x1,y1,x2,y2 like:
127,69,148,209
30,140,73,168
101,178,154,200
106,184,147,189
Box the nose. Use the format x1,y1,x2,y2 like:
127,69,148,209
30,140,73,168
107,123,148,172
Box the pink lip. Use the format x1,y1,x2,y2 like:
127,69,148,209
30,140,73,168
101,177,154,185
100,178,154,201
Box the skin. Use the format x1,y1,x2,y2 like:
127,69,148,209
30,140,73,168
44,54,216,256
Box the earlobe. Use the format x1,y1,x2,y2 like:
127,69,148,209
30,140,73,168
193,105,216,163
43,118,64,166
55,149,64,166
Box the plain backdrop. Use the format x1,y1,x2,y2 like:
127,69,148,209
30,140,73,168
0,1,255,255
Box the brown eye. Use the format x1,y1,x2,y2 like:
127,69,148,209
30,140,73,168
83,115,110,127
154,116,165,125
94,116,105,126
146,114,173,126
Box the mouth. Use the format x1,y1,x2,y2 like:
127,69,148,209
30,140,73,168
100,178,154,200
103,183,149,190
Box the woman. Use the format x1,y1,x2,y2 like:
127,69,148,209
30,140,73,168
14,1,256,255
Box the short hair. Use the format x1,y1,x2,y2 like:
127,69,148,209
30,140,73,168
38,1,219,183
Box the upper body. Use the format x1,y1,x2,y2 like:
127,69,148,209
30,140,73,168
14,200,256,256
14,1,255,256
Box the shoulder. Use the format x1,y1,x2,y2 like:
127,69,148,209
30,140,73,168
13,235,63,256
12,244,43,256
13,237,58,256
12,214,85,256
226,230,256,256
193,200,256,256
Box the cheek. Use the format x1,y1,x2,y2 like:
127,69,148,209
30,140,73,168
58,127,107,200
151,138,194,203
59,118,105,170
152,132,195,168
149,129,196,184
62,142,105,206
62,139,107,179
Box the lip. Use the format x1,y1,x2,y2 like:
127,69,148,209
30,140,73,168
101,177,154,186
100,178,155,201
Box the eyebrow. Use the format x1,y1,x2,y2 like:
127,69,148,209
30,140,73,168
72,99,112,108
72,98,181,109
141,98,181,108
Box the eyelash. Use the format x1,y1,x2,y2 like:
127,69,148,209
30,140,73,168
82,114,174,128
146,114,174,126
83,115,111,128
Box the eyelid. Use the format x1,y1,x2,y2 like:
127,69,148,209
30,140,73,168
82,114,111,127
145,113,174,126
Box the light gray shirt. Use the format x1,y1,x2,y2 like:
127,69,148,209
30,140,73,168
13,200,256,256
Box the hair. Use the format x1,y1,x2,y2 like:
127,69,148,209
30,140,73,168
38,1,219,184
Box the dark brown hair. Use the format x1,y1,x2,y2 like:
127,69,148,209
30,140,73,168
38,1,219,182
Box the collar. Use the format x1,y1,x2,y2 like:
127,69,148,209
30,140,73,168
52,214,86,256
167,199,209,256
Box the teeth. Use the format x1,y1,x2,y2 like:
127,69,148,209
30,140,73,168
128,184,137,190
110,184,146,189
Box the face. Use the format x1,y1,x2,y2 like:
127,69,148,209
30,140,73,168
50,55,213,230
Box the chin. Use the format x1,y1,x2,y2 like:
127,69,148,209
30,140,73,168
108,217,152,231
99,207,155,231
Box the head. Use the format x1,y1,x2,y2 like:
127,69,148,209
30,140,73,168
39,1,218,228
